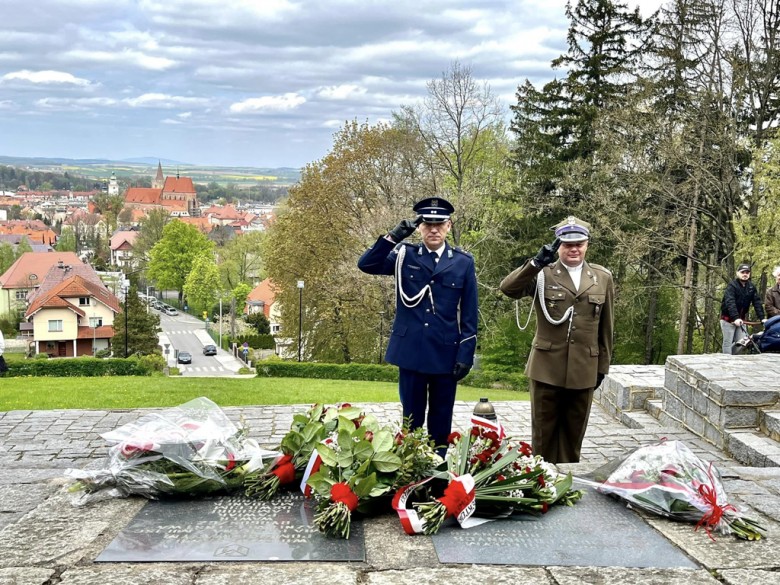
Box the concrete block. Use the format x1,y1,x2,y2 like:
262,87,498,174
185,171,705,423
658,411,684,429
664,393,685,420
676,379,694,405
647,399,662,420
693,389,709,415
683,408,705,436
760,410,780,442
722,406,759,429
703,421,723,449
631,390,651,411
707,400,722,428
615,384,631,411
664,369,677,393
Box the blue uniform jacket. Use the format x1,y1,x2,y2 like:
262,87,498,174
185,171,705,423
357,236,478,375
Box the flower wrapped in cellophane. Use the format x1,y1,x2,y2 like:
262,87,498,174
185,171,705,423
394,421,583,535
585,439,765,541
65,397,280,506
245,403,360,501
305,417,439,538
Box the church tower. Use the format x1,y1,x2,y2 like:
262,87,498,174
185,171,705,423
108,171,119,196
152,160,164,190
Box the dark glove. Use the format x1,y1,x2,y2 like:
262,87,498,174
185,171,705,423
388,216,423,242
453,362,472,382
595,373,605,390
533,238,562,268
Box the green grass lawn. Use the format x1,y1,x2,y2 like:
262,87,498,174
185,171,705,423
0,376,528,411
2,353,26,363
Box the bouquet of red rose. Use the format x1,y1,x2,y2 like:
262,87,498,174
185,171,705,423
306,418,439,538
585,439,765,540
245,403,361,500
66,397,280,505
395,423,583,535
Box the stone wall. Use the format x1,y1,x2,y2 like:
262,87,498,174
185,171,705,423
661,355,780,450
596,365,664,425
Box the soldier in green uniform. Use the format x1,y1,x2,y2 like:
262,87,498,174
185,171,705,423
499,217,614,463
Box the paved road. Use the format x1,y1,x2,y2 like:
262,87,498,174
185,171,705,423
156,310,244,377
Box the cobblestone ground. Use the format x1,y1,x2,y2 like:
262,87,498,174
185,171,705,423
2,401,780,584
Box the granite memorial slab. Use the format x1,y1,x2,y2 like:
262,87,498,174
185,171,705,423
97,492,364,562
432,482,697,568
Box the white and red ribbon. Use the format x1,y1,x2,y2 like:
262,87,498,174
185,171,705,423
300,438,332,497
392,474,476,535
470,415,506,442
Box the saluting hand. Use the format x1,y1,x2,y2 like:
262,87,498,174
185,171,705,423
388,215,423,242
533,238,562,268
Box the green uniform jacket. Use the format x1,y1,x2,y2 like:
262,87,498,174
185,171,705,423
500,259,615,390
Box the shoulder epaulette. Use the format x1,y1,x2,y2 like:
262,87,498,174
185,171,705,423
589,263,612,275
392,241,418,254
453,246,473,258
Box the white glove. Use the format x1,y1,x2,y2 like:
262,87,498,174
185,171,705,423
734,319,744,327
762,319,768,324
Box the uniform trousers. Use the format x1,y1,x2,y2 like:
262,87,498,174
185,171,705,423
530,379,594,464
398,368,457,452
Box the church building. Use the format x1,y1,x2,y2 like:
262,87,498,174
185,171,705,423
124,161,199,217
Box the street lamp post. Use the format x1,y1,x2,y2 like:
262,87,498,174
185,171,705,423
297,280,304,362
378,311,385,364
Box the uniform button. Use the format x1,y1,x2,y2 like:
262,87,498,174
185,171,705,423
426,309,430,313
424,323,429,327
573,312,578,316
575,298,580,302
570,340,574,344
430,280,434,284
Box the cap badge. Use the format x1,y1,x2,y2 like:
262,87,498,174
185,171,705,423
567,216,576,226
431,199,438,206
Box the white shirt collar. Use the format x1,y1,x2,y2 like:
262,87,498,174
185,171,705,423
425,243,446,258
564,262,583,273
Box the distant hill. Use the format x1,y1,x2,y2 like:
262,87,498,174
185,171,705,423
121,157,188,166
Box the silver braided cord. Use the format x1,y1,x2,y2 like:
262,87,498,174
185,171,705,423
516,267,574,337
395,245,435,314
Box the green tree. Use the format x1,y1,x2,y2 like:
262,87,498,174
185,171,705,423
232,282,252,309
55,230,77,252
14,237,33,258
219,231,265,288
133,209,170,264
9,205,21,220
246,311,271,335
117,206,134,226
148,220,213,302
0,242,15,275
183,252,221,311
91,193,126,233
112,285,162,356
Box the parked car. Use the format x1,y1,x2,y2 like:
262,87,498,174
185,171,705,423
164,307,178,316
203,344,217,356
177,351,192,364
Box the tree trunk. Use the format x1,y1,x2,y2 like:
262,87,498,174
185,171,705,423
644,256,659,364
677,139,704,355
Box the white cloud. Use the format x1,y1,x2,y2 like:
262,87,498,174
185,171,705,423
36,96,117,110
322,119,343,128
62,49,176,71
317,84,367,100
161,118,182,124
0,100,15,109
177,111,192,118
123,93,211,108
229,93,305,114
1,70,92,85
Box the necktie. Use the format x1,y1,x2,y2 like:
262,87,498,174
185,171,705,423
430,250,439,264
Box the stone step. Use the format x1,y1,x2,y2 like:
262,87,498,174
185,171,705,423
725,431,780,467
647,399,662,420
760,410,780,442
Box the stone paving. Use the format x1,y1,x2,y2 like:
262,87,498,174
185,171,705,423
2,400,780,584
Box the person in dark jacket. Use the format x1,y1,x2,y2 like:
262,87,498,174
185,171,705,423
720,263,766,354
765,266,780,319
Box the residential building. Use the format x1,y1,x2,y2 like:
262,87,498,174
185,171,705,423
0,252,81,316
0,220,58,245
109,229,139,268
25,274,120,357
244,278,281,334
0,235,53,253
61,211,108,248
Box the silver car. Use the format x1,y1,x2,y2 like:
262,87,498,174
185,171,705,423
164,307,178,316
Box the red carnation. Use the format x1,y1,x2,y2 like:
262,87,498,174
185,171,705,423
470,427,480,437
538,475,546,487
395,432,405,445
484,431,499,443
542,502,549,514
494,453,503,462
476,452,491,464
354,415,364,428
339,403,352,409
225,451,236,471
496,475,506,482
518,442,532,456
525,466,532,474
447,432,461,445
365,431,374,442
469,457,478,465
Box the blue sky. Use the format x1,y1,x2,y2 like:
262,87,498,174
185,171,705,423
0,0,663,168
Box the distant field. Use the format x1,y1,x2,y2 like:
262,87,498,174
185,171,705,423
18,159,300,187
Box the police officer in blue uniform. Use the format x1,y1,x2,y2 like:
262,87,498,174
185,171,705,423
358,197,478,450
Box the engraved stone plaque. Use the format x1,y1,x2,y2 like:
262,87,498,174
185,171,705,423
97,492,364,562
432,484,697,568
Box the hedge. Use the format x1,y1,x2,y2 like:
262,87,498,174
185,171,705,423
233,334,275,350
255,361,527,391
7,357,150,377
257,362,399,382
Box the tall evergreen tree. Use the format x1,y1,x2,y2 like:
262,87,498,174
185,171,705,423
112,286,162,356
